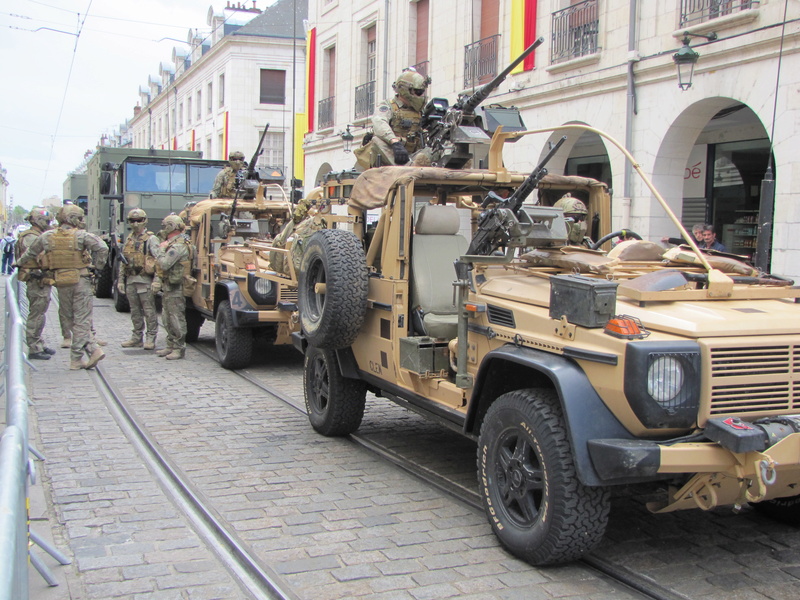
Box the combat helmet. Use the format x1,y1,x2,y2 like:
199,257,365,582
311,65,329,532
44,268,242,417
127,208,148,224
56,204,85,227
161,214,185,234
554,194,589,245
26,207,52,231
229,151,245,161
392,68,430,112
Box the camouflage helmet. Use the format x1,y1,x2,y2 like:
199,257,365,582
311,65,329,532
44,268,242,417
56,204,85,227
127,208,148,223
229,151,245,164
392,68,430,111
161,214,185,234
554,194,588,217
26,207,52,230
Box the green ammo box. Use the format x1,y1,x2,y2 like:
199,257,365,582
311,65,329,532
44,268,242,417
549,274,618,328
400,337,450,374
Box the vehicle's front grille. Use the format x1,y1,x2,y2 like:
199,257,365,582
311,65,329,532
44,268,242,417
709,343,800,415
279,287,298,303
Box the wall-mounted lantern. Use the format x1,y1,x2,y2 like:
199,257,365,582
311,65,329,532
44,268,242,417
673,31,717,91
341,125,354,153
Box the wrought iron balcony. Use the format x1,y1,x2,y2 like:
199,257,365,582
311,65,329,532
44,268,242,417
464,35,499,88
550,0,599,65
354,80,376,121
318,96,335,130
680,0,758,27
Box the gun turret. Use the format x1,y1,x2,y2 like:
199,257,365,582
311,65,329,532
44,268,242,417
229,123,270,224
420,37,544,169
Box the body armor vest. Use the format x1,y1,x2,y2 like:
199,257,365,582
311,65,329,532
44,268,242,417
389,100,422,153
16,228,39,261
122,231,154,275
219,168,237,198
156,237,194,286
42,229,86,270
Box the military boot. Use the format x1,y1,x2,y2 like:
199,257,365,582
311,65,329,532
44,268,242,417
165,349,185,361
70,359,87,370
156,347,174,357
121,336,143,348
61,336,72,348
85,348,106,369
143,335,156,351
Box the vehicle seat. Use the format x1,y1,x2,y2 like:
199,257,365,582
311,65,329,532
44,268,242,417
410,204,468,340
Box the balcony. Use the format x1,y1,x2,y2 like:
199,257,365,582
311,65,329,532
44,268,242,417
464,35,499,88
550,0,599,65
680,0,759,27
354,80,376,121
318,96,335,130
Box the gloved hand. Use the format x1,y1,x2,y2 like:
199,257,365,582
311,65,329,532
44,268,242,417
117,279,126,294
391,141,410,165
151,278,162,294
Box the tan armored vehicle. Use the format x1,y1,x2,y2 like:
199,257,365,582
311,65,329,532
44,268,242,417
185,186,299,369
293,127,800,566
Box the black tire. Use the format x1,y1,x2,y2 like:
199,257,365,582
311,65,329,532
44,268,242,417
304,345,366,436
95,261,113,298
112,260,130,313
215,300,253,369
299,229,368,350
478,389,610,565
185,305,205,343
752,495,800,526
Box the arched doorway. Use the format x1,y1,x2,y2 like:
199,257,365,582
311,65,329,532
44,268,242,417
313,162,333,188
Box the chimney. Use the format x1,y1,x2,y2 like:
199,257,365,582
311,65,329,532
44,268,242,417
133,105,142,117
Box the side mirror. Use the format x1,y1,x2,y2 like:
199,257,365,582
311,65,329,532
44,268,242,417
100,172,112,195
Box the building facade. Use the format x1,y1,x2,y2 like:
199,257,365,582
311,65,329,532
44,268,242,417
128,0,308,185
303,0,799,279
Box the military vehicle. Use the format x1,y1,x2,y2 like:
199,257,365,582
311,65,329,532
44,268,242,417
62,172,89,213
290,125,800,566
184,184,300,369
84,147,226,309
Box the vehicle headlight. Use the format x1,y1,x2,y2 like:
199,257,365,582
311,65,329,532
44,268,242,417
625,342,700,429
247,273,277,306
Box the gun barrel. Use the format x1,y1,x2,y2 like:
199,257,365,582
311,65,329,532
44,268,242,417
462,37,544,115
247,123,271,177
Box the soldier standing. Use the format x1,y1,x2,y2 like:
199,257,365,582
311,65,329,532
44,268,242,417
153,214,194,360
119,208,159,350
14,208,56,360
355,68,430,170
211,151,245,198
18,205,108,370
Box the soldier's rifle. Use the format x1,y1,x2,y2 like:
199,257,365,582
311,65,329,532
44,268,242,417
419,37,544,168
228,123,271,225
466,135,567,256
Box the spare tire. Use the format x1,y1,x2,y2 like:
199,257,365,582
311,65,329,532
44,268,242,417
299,229,368,350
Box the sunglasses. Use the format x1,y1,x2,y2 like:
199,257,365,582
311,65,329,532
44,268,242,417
411,88,426,96
128,218,145,223
568,214,586,222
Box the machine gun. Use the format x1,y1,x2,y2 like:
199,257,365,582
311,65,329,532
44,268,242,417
228,123,270,227
467,135,567,256
420,37,544,169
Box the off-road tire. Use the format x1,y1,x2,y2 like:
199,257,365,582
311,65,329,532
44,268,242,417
185,306,205,343
112,260,130,313
478,388,610,565
215,300,253,369
752,494,800,526
299,229,368,350
304,346,366,436
95,261,113,298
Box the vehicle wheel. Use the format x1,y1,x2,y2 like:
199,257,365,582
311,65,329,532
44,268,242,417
215,300,253,369
299,229,368,350
304,345,366,436
752,494,800,526
185,306,205,343
112,260,130,313
94,261,113,298
478,388,610,565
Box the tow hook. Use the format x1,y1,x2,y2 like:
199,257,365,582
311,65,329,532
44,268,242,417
745,457,777,503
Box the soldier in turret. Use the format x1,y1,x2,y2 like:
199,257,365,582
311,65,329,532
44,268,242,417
211,151,246,198
355,68,430,170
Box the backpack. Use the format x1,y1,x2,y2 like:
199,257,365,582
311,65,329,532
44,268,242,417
2,238,13,256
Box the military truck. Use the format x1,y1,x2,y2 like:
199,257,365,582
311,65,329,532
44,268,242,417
62,172,89,212
292,126,800,566
184,185,300,369
84,147,226,309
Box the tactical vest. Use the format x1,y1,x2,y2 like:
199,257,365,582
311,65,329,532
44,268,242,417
156,237,194,287
122,231,155,275
40,229,86,270
15,228,39,261
389,99,422,153
218,168,237,199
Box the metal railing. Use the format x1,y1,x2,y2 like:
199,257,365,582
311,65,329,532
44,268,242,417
354,80,376,121
464,34,499,88
318,96,335,130
680,0,759,27
550,0,599,65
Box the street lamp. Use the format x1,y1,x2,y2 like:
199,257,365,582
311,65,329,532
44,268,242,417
672,31,717,91
341,125,354,153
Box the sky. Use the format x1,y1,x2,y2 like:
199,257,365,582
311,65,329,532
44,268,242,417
0,0,237,211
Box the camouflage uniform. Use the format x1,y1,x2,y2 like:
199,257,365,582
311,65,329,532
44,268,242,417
19,206,109,370
16,224,53,358
211,151,245,198
120,209,160,349
154,217,194,359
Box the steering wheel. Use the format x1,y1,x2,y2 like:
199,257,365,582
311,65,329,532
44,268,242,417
589,229,643,251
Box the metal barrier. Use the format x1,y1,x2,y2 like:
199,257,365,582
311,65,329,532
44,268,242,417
0,275,71,600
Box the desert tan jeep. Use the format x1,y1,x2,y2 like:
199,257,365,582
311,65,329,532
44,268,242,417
185,185,300,369
293,126,800,566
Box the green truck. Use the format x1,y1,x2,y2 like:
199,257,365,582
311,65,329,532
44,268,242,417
84,147,226,310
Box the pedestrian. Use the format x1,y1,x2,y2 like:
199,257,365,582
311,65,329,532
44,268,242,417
1,230,15,274
14,209,56,360
153,214,194,360
17,205,109,370
211,151,245,199
119,208,159,350
354,67,430,169
702,224,727,252
661,223,705,247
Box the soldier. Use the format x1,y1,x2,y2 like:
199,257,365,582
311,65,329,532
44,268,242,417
153,214,194,360
211,150,245,199
554,194,590,246
119,208,159,350
354,68,431,170
14,208,56,360
18,205,108,370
